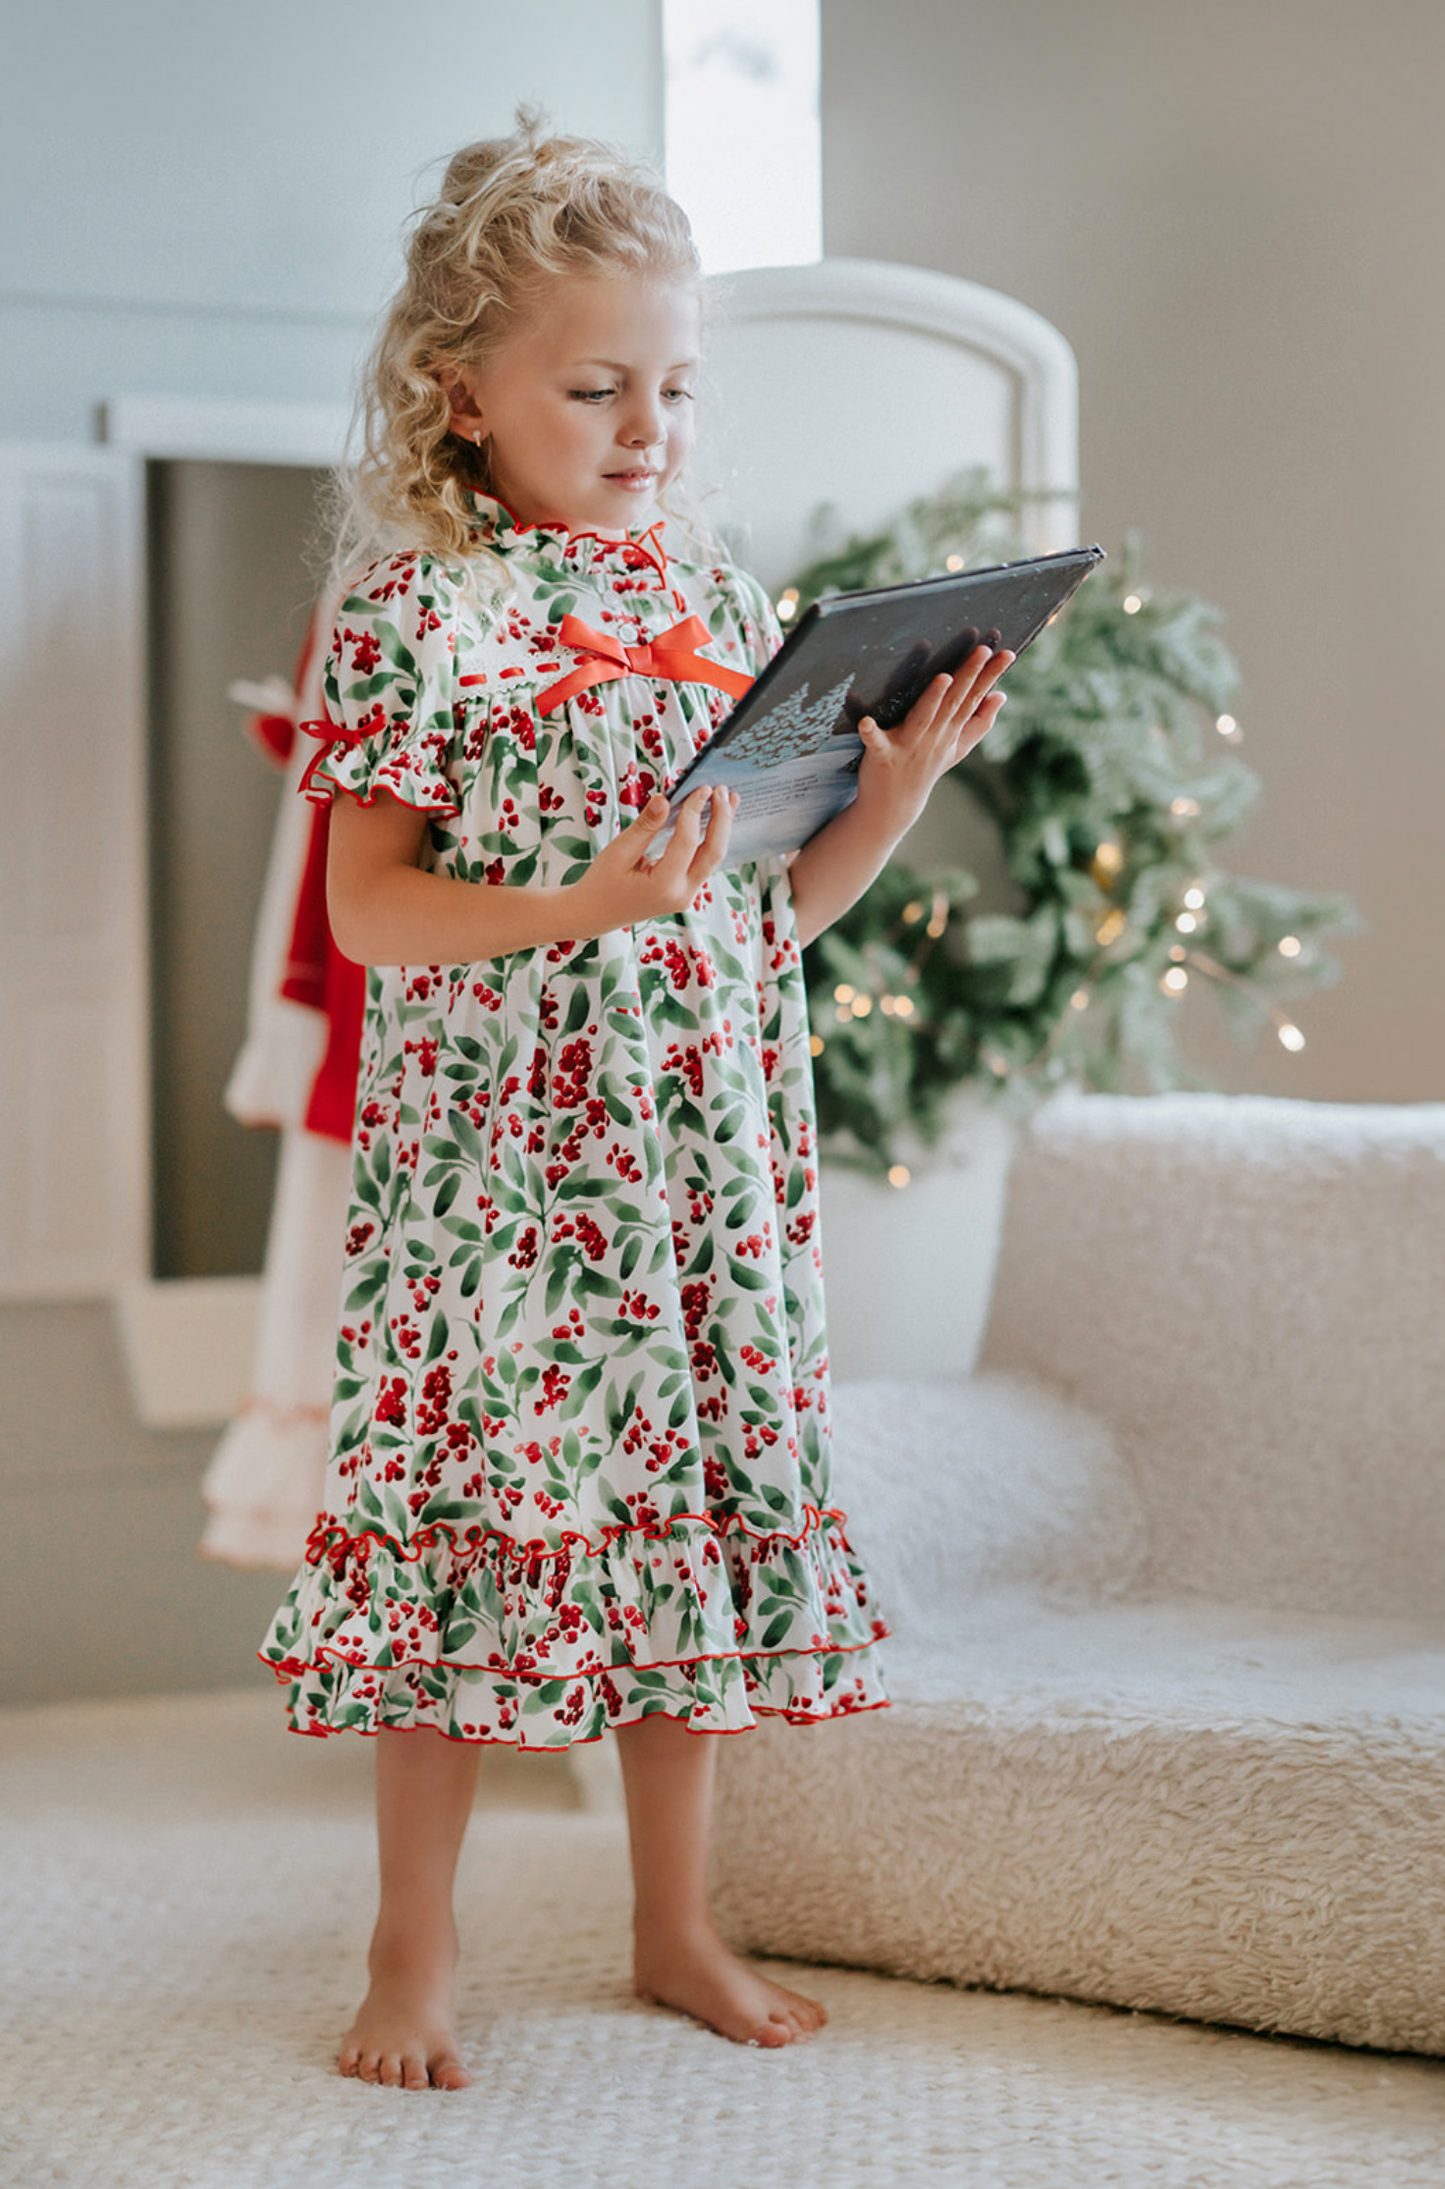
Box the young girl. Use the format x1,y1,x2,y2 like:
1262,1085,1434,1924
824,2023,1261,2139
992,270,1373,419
261,114,1009,2090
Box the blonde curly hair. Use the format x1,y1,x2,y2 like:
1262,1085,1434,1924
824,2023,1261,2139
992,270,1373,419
335,109,702,582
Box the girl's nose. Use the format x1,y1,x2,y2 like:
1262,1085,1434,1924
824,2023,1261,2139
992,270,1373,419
622,398,666,448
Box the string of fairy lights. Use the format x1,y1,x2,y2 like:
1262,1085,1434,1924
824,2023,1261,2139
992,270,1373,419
1074,711,1308,1058
795,676,1314,1187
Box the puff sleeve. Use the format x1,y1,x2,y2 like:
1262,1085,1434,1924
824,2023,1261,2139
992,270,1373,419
302,554,468,816
716,562,786,680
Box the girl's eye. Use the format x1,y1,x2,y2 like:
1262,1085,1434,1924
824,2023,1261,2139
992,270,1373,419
663,387,695,404
568,388,614,404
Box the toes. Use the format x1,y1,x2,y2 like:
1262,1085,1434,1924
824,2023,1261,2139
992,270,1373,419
401,2052,430,2091
357,2052,383,2085
777,1987,827,2034
747,2017,791,2049
432,2055,471,2090
378,2054,405,2088
338,2044,362,2079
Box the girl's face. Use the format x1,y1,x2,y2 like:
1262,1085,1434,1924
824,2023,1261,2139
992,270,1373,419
446,273,701,534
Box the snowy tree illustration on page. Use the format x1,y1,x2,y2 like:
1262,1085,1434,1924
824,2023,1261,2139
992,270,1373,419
724,673,856,768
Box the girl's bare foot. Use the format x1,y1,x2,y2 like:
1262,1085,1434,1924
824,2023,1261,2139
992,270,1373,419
635,1921,827,2048
339,1927,470,2091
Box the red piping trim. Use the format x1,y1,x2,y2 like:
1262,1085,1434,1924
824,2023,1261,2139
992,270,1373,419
262,1636,891,1746
475,493,671,590
276,1693,891,1746
302,1503,855,1569
268,1624,889,1690
301,773,462,818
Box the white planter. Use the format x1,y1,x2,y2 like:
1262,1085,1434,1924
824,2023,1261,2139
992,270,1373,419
818,1091,1018,1383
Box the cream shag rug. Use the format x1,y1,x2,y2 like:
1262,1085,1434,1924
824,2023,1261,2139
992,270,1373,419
2,1690,1442,2189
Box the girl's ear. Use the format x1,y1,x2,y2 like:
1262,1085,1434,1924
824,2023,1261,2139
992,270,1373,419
436,365,486,444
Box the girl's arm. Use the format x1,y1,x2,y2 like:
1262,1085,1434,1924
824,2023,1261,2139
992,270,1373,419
787,645,1012,950
327,783,737,967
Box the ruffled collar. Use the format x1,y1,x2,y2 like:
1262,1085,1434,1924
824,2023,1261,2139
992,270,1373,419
465,491,671,589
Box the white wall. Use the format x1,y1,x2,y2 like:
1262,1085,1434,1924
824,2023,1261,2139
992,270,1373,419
821,0,1445,1103
1,0,663,440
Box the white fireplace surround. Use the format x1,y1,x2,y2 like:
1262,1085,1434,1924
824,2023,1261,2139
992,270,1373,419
0,398,347,1423
0,259,1077,1426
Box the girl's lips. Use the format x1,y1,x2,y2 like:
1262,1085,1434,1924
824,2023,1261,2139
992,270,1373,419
606,469,659,489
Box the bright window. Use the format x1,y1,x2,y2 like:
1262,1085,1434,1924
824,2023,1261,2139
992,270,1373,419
662,0,822,275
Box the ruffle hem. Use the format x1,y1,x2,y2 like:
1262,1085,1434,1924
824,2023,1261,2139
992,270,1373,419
263,1505,889,1746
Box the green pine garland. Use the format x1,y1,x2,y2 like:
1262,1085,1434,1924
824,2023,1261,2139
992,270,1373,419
786,473,1360,1176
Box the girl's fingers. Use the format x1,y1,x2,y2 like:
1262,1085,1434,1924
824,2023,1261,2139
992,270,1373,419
895,648,1012,744
905,675,952,736
954,688,1007,754
626,791,674,846
937,649,1013,735
644,784,709,881
951,644,1012,707
690,786,738,873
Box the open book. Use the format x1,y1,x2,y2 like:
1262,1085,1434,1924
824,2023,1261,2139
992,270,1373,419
667,545,1104,866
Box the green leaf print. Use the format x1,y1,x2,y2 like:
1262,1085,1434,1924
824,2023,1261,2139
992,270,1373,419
543,1251,578,1320
560,1361,605,1417
554,1171,604,1202
606,1377,641,1438
538,1339,587,1366
345,1268,388,1313
446,1109,490,1169
667,1385,693,1430
443,1217,486,1245
601,1083,633,1129
373,621,418,673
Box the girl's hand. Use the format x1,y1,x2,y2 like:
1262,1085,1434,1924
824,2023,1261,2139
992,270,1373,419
855,644,1013,840
570,785,738,931
327,781,737,969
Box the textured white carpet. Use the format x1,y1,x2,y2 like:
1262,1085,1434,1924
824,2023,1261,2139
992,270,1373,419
2,1691,1442,2189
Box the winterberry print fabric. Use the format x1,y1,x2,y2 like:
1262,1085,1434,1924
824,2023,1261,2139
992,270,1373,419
261,497,888,1745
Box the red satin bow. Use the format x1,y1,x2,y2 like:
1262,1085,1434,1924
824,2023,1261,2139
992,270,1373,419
536,613,754,718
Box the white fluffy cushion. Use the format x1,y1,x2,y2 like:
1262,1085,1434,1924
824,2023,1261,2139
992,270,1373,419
713,1653,1445,2054
983,1093,1445,1617
830,1374,1147,1635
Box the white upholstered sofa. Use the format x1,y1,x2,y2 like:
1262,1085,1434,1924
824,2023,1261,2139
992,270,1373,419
711,1092,1445,2056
